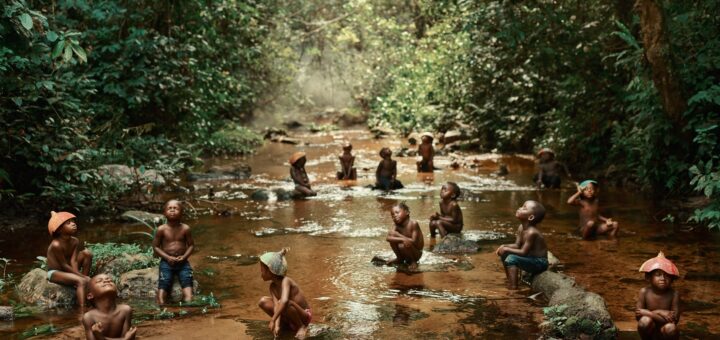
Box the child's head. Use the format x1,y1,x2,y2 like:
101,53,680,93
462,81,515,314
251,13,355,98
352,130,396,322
379,147,392,159
391,202,410,225
342,142,353,152
259,248,289,281
441,182,461,200
290,151,306,167
640,252,679,290
421,133,433,144
579,180,598,199
163,199,183,221
516,200,545,225
48,211,77,237
537,148,555,162
86,274,118,305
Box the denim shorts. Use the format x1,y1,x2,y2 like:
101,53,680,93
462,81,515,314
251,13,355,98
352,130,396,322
502,254,549,274
158,259,193,291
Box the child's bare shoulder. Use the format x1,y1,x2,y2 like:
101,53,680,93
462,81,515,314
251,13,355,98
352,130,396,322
118,303,133,314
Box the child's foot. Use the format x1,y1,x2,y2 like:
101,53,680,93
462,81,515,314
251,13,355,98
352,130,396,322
407,262,419,272
296,325,308,339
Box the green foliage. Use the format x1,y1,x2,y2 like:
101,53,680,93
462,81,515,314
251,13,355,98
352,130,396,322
542,304,616,339
180,293,221,308
1,0,277,211
205,123,263,156
0,257,11,293
86,242,158,277
20,323,57,339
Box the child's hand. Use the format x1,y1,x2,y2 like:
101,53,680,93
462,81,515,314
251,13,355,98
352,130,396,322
91,321,104,335
124,326,137,340
175,255,184,263
402,239,413,249
268,320,275,333
272,319,281,337
635,309,643,319
495,246,505,256
656,310,674,322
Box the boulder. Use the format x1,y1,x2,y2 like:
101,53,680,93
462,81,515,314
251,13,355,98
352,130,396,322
407,133,420,145
263,127,287,140
0,306,13,321
270,135,302,145
17,268,76,308
187,163,252,182
284,120,303,129
98,164,165,186
441,130,464,144
120,210,164,224
432,234,480,254
95,253,155,277
371,126,396,138
333,109,367,127
118,267,198,300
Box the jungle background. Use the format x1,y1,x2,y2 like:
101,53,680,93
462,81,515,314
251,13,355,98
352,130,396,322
1,0,719,230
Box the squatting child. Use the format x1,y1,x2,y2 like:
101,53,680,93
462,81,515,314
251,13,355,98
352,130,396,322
152,199,194,304
416,133,434,172
337,142,357,180
533,148,571,189
636,252,680,340
567,180,619,239
375,147,403,190
495,200,549,290
46,211,93,307
429,182,463,238
82,274,137,340
386,202,424,270
290,151,317,196
258,248,311,339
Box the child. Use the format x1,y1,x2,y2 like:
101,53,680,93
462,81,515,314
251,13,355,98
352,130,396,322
636,252,680,340
152,199,194,304
416,133,434,172
533,148,571,189
82,273,137,340
336,142,357,180
429,182,464,238
567,180,619,239
495,200,548,290
375,147,404,190
386,202,424,270
257,248,311,339
46,211,93,307
290,151,317,196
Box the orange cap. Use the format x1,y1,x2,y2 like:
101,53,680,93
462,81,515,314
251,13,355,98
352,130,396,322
289,151,306,165
639,252,679,277
48,211,76,235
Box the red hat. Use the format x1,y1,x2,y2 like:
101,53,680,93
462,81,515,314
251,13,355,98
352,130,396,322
639,252,679,277
48,211,76,235
289,151,306,165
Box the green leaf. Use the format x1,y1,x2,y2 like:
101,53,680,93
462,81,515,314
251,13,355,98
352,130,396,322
46,31,58,42
71,44,87,63
19,13,33,31
63,45,73,62
52,40,65,59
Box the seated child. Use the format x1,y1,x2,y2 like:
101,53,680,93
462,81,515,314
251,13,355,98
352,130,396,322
375,147,404,190
386,202,424,270
567,180,619,239
533,148,570,189
258,248,311,339
495,200,548,290
46,211,93,307
429,182,464,237
416,133,434,172
82,273,137,340
290,151,317,196
636,252,680,340
152,199,194,304
337,142,357,180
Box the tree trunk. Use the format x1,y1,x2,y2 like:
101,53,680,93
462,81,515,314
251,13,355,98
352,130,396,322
634,0,686,125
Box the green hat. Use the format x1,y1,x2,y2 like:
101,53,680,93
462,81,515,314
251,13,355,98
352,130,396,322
579,179,597,188
260,248,288,276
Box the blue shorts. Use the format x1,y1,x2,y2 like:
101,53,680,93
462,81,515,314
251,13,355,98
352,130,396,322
158,259,193,291
502,254,548,274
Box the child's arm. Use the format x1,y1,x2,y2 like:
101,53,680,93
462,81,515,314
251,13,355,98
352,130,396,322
290,167,303,185
566,188,583,205
270,278,294,332
179,227,194,261
671,290,680,322
391,161,397,180
410,223,423,249
375,162,382,179
634,288,668,323
49,243,83,276
501,230,537,256
151,228,175,264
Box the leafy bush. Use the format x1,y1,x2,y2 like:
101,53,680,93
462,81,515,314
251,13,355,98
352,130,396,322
205,123,263,156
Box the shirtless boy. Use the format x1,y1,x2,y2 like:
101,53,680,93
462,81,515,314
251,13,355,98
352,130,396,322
416,133,434,172
386,202,424,270
567,180,619,239
258,248,312,339
290,151,317,196
337,142,357,180
429,182,463,237
375,147,403,190
46,211,93,307
495,200,549,290
636,252,681,340
82,274,137,340
533,148,571,189
152,199,194,304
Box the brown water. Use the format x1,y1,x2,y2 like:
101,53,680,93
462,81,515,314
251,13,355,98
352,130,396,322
2,129,719,339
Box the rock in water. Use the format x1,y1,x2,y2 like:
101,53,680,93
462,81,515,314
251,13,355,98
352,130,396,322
432,234,480,254
0,306,14,321
118,267,198,300
120,210,164,224
17,268,76,308
188,163,252,181
95,253,155,277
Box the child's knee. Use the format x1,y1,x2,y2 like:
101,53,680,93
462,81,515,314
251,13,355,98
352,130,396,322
82,249,93,258
661,322,677,336
637,316,654,330
258,296,272,309
585,220,596,229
